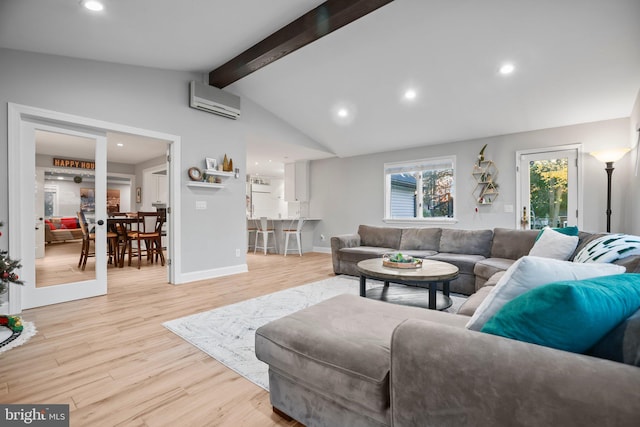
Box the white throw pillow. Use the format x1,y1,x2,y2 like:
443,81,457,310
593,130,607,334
465,255,626,331
528,227,579,261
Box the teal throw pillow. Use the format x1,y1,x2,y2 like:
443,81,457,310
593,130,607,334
481,274,640,353
535,226,579,241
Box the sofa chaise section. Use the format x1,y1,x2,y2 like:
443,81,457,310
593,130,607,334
255,294,468,427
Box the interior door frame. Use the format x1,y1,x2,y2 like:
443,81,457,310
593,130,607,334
7,103,182,314
515,143,583,230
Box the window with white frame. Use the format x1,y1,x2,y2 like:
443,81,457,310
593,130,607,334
384,156,456,221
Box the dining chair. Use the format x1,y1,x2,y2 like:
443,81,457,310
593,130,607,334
254,217,277,255
127,211,165,269
77,210,119,270
283,217,305,256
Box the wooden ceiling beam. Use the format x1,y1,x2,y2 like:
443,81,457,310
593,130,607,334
208,0,394,88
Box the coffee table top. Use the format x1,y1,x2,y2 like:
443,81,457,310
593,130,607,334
357,258,459,282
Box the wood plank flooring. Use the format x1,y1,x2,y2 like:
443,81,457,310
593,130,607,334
1,252,335,426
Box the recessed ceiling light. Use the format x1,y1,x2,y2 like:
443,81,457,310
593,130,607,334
499,63,515,75
404,89,417,100
331,102,356,125
116,143,124,147
83,1,104,12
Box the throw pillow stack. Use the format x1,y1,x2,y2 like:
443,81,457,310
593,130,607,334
466,225,640,365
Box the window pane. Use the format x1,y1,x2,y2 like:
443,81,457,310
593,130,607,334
422,167,454,218
529,158,568,229
390,174,416,218
385,157,455,220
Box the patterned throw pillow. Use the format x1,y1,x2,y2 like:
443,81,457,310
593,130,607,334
574,234,640,263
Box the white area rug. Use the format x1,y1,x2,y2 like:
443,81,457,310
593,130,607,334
163,275,467,390
0,321,37,354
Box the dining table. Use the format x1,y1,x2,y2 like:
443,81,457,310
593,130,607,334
107,216,139,267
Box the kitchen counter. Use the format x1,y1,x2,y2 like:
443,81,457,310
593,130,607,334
247,218,321,254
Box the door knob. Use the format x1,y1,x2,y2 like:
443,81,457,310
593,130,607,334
97,219,104,226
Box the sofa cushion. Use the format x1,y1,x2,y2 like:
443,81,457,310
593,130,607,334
255,294,468,416
339,246,394,264
473,257,515,281
399,228,441,251
399,249,438,258
466,256,626,331
457,285,494,317
358,225,403,250
45,219,56,230
588,307,640,366
490,228,539,259
528,227,579,260
59,217,79,229
439,229,493,257
426,253,485,275
481,274,640,353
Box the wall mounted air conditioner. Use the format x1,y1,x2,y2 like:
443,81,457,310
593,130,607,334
189,80,241,120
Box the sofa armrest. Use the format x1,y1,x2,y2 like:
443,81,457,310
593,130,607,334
390,319,640,427
330,234,361,274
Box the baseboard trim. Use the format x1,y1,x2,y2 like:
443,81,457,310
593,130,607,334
312,246,332,254
174,263,248,285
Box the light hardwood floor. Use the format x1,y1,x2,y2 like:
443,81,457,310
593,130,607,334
1,252,335,426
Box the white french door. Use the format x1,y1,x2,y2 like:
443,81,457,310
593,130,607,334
10,119,108,310
516,145,581,230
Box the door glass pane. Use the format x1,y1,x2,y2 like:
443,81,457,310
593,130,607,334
35,130,97,287
528,158,569,229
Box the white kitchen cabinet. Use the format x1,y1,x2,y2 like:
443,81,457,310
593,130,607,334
284,160,309,202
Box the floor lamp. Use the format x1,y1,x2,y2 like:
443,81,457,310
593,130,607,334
590,148,630,232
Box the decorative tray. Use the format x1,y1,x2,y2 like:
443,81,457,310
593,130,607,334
382,253,423,269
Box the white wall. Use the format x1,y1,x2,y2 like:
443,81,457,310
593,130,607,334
626,90,640,235
309,117,634,249
0,48,321,277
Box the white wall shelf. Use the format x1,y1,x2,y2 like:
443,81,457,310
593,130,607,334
186,181,224,189
187,169,235,189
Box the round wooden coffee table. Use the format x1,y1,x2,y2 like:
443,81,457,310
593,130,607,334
356,258,459,310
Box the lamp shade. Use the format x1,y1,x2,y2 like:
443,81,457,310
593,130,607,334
590,148,630,163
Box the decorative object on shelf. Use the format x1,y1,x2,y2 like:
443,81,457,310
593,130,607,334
188,167,203,181
205,157,217,170
74,175,83,184
136,187,142,203
223,154,229,171
234,167,240,179
228,158,233,172
472,159,499,205
382,252,423,269
478,143,487,166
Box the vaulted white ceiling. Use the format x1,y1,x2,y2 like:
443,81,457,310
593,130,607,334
2,0,640,174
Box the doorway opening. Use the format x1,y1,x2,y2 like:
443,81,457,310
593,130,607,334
8,103,181,313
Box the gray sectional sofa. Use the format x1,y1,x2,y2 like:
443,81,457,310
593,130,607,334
331,225,640,295
254,225,640,426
